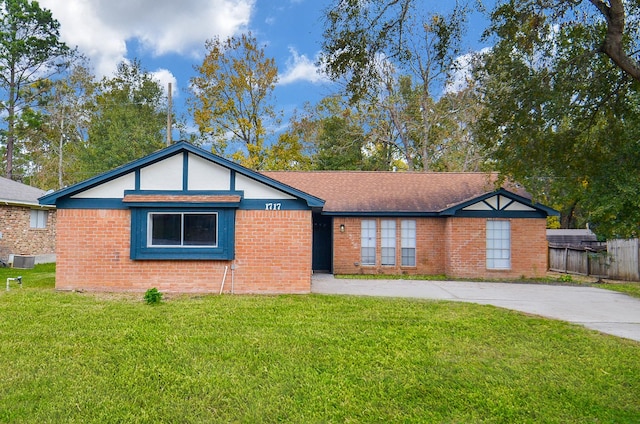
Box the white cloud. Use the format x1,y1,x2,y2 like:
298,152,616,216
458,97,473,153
40,0,255,77
444,47,491,94
278,47,329,85
151,69,178,98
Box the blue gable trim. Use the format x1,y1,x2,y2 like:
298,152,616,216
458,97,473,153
182,151,189,191
439,188,559,218
39,141,325,209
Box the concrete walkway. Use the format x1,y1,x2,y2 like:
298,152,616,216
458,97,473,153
311,274,640,342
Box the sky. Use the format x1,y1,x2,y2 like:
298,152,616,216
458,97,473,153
38,0,493,137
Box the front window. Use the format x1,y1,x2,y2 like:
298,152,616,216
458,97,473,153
361,220,376,265
381,220,396,266
486,220,510,269
149,213,217,247
401,220,416,267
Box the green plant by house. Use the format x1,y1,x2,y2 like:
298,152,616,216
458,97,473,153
143,287,163,305
559,274,573,283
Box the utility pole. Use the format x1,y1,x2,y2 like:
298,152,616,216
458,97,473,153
167,82,172,146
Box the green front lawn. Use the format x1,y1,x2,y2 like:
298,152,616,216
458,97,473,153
0,265,639,422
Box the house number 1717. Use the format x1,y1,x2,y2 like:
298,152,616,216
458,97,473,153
265,202,282,210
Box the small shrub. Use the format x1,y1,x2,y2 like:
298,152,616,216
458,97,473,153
558,274,573,283
144,287,163,305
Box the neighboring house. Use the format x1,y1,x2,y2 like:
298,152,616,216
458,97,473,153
0,176,56,265
39,142,557,293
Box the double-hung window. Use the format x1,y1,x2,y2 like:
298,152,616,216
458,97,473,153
401,220,416,267
381,220,396,266
361,220,376,266
148,212,217,247
486,220,510,269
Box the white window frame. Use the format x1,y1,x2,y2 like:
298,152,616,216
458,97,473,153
30,209,47,229
486,220,511,270
147,212,218,248
361,220,376,266
401,220,416,267
381,220,396,266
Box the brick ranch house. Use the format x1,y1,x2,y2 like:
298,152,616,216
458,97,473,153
0,176,56,265
39,141,557,293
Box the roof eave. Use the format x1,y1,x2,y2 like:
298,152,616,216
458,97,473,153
439,188,560,217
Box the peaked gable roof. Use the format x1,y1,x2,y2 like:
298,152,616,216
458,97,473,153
263,171,557,217
39,142,324,208
0,176,49,207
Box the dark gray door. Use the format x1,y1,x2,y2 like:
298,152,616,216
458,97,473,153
312,214,332,272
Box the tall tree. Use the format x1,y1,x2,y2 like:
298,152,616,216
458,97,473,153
189,33,279,170
262,132,313,171
285,96,394,171
19,63,94,189
0,0,72,179
475,0,640,236
75,60,166,179
320,0,472,170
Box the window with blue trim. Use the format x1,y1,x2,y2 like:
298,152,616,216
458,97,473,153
149,212,217,247
131,208,235,260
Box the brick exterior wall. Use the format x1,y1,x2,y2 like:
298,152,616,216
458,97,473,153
333,216,548,279
0,205,56,261
234,210,312,293
55,209,312,293
444,218,548,279
332,217,447,275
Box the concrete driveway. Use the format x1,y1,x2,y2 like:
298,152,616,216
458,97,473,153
311,274,640,342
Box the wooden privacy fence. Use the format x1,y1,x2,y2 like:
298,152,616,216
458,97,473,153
549,239,640,281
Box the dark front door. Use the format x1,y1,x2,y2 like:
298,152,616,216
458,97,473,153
312,214,332,272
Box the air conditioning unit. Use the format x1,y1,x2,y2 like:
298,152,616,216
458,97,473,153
12,255,35,269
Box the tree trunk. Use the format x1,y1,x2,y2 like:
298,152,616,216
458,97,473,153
590,0,640,82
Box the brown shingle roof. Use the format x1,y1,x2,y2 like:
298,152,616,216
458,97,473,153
262,171,525,213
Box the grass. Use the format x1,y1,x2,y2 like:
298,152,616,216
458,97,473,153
0,265,639,423
594,282,640,298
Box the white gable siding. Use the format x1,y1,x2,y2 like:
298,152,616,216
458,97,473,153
140,154,183,190
462,202,493,211
187,153,231,191
463,195,536,212
485,196,499,209
71,173,135,199
503,202,535,212
235,174,295,200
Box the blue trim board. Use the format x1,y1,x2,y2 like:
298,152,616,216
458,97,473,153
322,211,545,218
182,151,189,191
56,198,125,209
323,211,441,217
38,141,325,209
54,196,307,211
135,169,140,191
